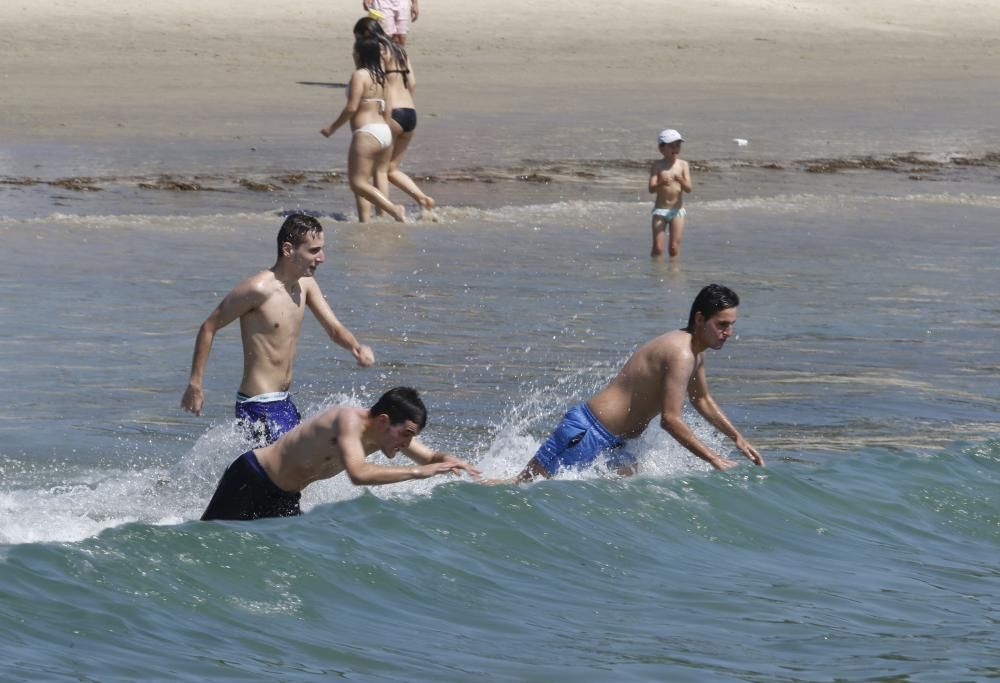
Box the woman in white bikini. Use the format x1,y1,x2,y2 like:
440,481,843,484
321,38,406,223
354,17,435,220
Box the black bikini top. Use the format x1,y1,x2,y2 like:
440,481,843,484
385,68,410,88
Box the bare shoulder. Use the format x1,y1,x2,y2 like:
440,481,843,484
352,67,373,87
240,269,278,292
301,275,322,297
325,405,366,435
227,270,276,304
296,405,355,444
651,329,695,363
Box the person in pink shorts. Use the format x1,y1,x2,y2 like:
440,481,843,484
362,0,419,45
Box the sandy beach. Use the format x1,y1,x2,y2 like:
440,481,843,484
4,0,1000,160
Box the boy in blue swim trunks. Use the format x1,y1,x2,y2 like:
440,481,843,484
181,214,375,446
514,284,764,482
648,128,692,258
201,387,481,521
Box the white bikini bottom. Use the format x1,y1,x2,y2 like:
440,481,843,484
353,122,393,150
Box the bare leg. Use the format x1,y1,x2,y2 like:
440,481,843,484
668,213,686,258
371,148,392,220
348,133,406,223
389,170,434,219
387,130,436,219
356,195,372,223
650,216,666,257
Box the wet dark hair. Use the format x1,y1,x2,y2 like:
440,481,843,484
354,37,386,85
370,387,427,430
685,284,740,331
353,16,385,40
276,213,323,258
353,17,409,86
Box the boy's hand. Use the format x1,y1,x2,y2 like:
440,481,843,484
353,344,375,367
442,455,482,479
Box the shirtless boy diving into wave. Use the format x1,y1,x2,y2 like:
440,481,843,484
201,386,481,521
509,284,763,483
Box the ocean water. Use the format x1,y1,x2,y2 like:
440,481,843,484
1,138,999,681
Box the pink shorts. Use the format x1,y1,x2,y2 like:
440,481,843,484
373,0,411,36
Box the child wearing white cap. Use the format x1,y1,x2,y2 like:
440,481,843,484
648,129,692,258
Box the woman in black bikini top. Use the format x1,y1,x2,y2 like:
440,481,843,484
353,17,435,219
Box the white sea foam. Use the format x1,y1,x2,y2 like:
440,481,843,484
0,211,279,230
3,187,998,231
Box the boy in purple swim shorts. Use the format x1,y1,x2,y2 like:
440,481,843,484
234,391,302,446
181,214,375,443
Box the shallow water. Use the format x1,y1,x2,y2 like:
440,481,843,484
1,134,999,679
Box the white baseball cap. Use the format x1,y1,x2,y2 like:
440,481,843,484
658,129,684,145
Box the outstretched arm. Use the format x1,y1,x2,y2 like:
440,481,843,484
403,439,481,479
660,350,752,470
305,280,374,367
659,355,738,470
181,280,265,415
338,416,470,485
688,363,763,466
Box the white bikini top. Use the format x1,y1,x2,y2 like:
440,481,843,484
347,85,386,114
361,97,386,114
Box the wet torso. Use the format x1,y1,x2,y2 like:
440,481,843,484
255,406,362,492
238,273,308,396
586,330,701,438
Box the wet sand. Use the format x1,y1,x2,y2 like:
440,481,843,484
4,0,1000,160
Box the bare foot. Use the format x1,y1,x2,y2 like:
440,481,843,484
418,196,438,222
393,204,408,223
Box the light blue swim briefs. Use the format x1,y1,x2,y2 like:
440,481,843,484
651,207,687,222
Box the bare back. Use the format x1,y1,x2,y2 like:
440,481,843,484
349,68,390,130
255,405,364,492
586,329,701,438
237,271,311,396
383,54,415,109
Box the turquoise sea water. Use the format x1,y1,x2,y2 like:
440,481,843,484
1,142,999,680
3,444,998,682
